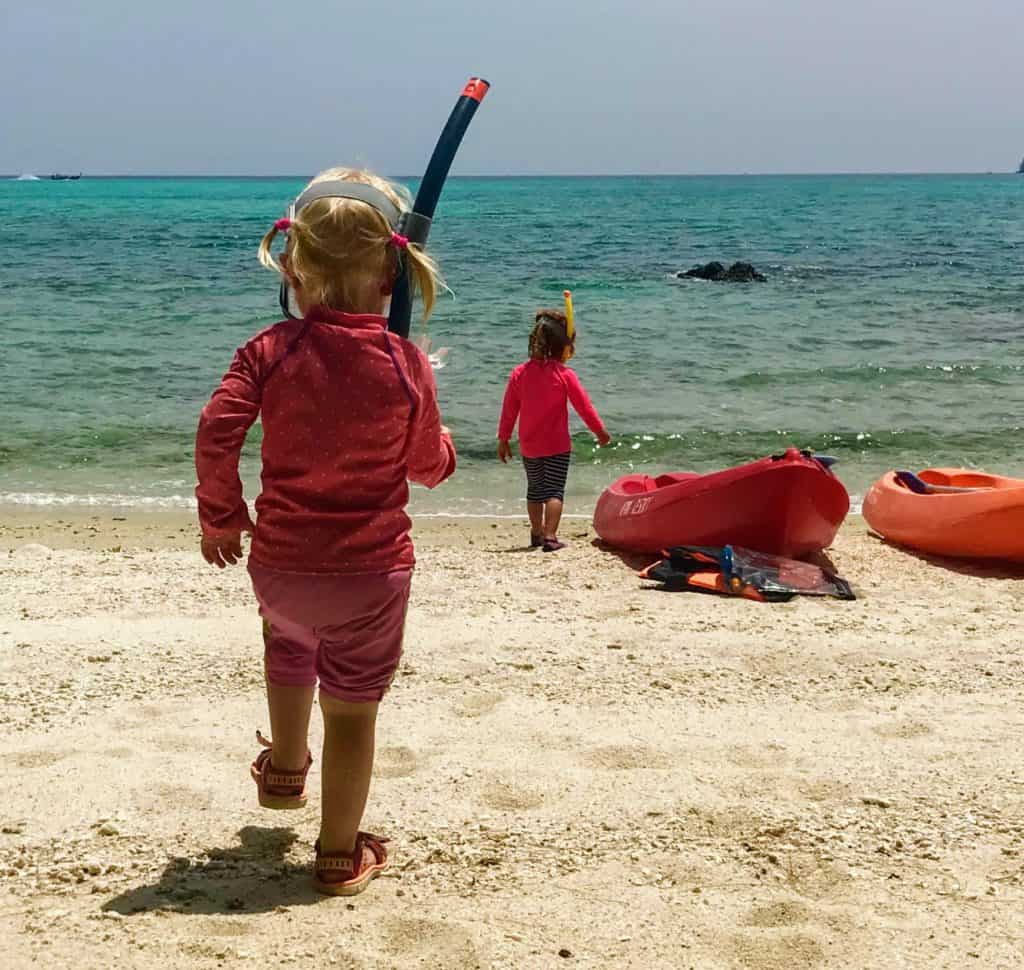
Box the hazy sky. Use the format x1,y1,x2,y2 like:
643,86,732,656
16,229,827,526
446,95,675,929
3,0,1022,175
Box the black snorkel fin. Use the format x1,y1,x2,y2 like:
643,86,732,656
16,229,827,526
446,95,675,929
387,77,490,338
276,77,490,333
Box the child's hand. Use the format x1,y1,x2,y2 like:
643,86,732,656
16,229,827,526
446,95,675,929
597,431,611,447
497,439,513,464
201,531,244,568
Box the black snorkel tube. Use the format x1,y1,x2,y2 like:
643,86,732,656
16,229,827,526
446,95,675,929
387,77,490,337
277,77,489,331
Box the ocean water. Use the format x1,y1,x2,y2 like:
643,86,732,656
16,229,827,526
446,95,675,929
1,174,1022,514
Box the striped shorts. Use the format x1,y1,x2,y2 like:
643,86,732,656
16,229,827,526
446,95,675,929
523,452,571,502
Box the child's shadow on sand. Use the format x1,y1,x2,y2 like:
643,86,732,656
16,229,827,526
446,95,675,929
103,826,324,915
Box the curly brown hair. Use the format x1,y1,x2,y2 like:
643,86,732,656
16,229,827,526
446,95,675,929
529,309,574,361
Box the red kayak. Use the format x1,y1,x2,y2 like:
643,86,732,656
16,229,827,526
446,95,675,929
593,448,850,557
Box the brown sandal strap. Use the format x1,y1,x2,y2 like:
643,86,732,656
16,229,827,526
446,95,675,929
265,768,308,787
315,833,389,878
317,855,357,874
253,735,312,790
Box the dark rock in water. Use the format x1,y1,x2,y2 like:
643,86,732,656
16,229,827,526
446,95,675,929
677,260,765,282
722,261,766,282
679,260,726,281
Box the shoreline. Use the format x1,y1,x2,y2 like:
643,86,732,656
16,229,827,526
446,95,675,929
0,503,867,555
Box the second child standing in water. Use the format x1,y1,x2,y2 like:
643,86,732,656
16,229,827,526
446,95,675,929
497,309,610,551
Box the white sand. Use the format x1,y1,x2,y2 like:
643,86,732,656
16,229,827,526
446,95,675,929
1,510,1023,968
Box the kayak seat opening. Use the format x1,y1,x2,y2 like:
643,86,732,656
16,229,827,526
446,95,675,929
620,472,703,495
655,472,701,488
620,477,658,495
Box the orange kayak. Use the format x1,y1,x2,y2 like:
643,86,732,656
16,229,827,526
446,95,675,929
862,468,1024,561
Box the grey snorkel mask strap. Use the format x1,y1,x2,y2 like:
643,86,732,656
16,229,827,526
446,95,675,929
277,180,432,319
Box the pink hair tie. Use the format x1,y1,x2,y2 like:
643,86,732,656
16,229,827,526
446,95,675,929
274,218,292,232
390,232,409,250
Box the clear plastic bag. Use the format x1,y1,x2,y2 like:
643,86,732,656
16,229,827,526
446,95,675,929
722,546,855,601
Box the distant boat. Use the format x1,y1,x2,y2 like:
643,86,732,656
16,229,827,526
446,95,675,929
49,173,82,181
1018,157,1024,175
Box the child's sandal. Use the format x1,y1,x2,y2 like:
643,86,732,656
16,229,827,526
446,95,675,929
530,532,544,548
313,832,390,896
250,730,312,810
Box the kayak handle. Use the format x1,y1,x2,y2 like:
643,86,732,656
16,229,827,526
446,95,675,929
770,449,839,469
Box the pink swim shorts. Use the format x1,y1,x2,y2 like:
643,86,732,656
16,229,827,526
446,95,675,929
248,562,412,703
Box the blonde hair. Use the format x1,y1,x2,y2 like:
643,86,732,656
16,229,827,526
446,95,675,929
258,167,443,320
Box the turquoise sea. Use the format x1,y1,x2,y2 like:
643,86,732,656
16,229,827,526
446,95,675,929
1,174,1022,514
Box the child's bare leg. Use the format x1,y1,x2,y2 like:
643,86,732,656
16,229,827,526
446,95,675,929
266,681,315,770
543,498,564,539
527,501,544,538
319,695,379,853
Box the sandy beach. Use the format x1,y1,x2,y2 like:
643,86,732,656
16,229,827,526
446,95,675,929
1,508,1022,968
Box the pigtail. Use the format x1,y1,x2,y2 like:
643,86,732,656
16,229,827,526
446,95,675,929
258,224,284,274
403,243,442,322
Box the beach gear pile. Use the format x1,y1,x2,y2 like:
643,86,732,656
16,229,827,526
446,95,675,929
640,545,855,603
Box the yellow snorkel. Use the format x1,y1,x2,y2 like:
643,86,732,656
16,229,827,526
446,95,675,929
562,289,576,361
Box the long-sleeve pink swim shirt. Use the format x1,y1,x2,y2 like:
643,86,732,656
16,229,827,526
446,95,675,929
497,359,607,458
196,306,456,574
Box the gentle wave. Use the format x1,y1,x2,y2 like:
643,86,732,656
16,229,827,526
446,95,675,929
725,362,1023,389
4,426,1020,483
454,426,1024,465
0,489,864,519
0,491,198,508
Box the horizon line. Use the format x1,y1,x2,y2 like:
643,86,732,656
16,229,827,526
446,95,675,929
4,170,1020,180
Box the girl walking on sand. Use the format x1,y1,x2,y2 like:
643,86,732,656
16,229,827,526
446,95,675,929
195,167,455,895
497,308,609,551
